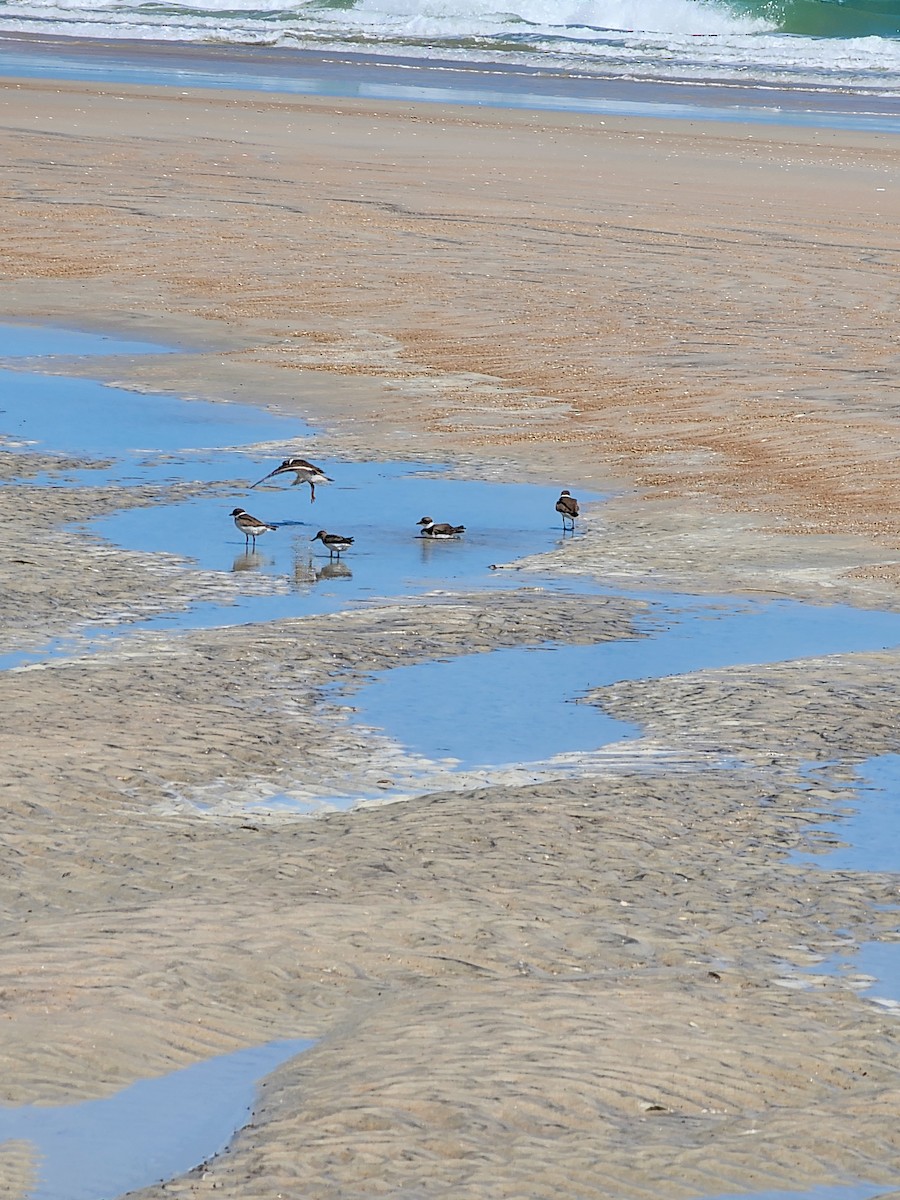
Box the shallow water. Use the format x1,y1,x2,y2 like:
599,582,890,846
700,1185,889,1200
353,600,900,770
5,0,900,106
809,940,900,1009
793,753,900,875
0,325,172,359
790,753,900,1007
93,463,587,606
9,321,900,786
1,38,900,132
0,363,300,464
0,1038,311,1200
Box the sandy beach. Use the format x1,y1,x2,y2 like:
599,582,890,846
2,57,900,1198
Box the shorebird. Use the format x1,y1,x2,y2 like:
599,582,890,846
555,490,579,530
230,507,276,547
249,457,333,502
312,529,354,558
417,516,466,539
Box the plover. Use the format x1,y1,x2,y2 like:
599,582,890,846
555,490,579,530
312,529,354,558
230,507,277,546
249,457,333,502
417,516,466,539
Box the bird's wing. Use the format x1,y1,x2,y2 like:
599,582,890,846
249,468,280,488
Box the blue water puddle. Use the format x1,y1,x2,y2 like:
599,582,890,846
793,754,900,875
9,323,900,785
806,940,900,1009
0,324,174,360
9,321,900,783
351,599,900,771
787,754,900,1007
0,1038,310,1200
2,466,583,670
0,366,302,465
92,463,582,602
697,1185,890,1200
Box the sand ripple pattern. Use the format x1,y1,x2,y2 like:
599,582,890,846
3,598,900,1197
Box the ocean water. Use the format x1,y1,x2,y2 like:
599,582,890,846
1,0,900,98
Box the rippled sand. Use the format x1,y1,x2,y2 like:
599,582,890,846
2,66,900,1199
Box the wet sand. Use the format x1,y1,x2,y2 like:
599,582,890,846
2,62,900,1198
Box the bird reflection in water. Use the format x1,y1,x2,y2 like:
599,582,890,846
292,552,353,591
417,534,465,563
316,559,352,582
231,547,353,588
232,551,268,573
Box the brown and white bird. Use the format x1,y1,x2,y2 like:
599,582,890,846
230,507,277,546
417,516,466,539
249,457,333,502
312,529,354,558
555,490,579,530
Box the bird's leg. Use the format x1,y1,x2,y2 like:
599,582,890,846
309,482,316,503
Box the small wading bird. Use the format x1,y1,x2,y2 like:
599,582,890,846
555,489,579,530
230,507,277,547
417,516,466,539
249,457,333,502
312,529,354,558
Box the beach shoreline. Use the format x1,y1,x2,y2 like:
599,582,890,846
3,61,900,1199
4,30,900,130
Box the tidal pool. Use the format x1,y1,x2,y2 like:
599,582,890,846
92,461,583,612
807,940,900,1010
700,1185,890,1200
0,363,300,468
350,599,900,771
792,754,900,876
790,754,900,1008
0,1038,311,1200
9,323,900,791
0,324,173,360
9,322,900,791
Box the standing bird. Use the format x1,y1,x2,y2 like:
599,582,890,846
555,490,579,530
312,529,354,558
249,457,333,502
417,516,466,539
230,507,277,547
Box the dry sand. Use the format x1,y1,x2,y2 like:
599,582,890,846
2,68,900,1198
